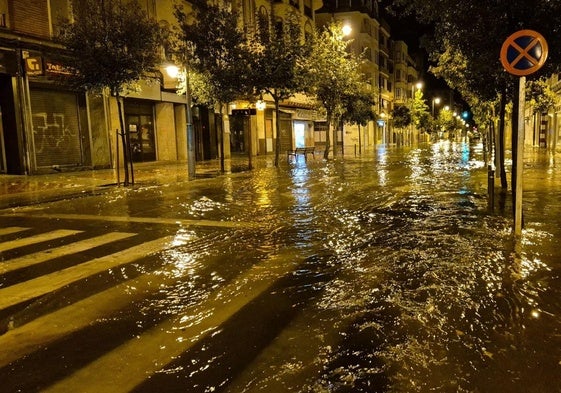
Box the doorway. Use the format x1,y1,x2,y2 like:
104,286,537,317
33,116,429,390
294,122,305,148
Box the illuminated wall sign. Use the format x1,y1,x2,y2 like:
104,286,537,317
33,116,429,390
44,60,74,76
231,109,257,116
25,56,44,76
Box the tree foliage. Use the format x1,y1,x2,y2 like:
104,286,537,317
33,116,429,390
174,0,251,107
411,89,430,128
341,87,377,127
390,0,561,105
58,0,164,96
392,105,412,129
527,78,558,114
307,22,365,159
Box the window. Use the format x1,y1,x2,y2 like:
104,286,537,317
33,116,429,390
0,0,7,28
50,0,71,37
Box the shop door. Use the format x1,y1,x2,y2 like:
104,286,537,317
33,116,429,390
279,116,293,152
125,114,156,162
230,114,249,153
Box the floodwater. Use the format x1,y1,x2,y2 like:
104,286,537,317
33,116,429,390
1,140,561,392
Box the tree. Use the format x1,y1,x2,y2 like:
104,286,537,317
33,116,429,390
307,22,364,159
527,78,558,115
392,105,412,144
341,87,377,154
174,0,252,172
436,107,459,139
58,0,164,186
247,8,311,167
411,89,430,136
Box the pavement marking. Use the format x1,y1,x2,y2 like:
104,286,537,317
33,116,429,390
43,252,300,393
0,212,260,229
0,227,29,236
0,235,174,311
0,262,178,368
0,229,83,253
0,232,136,274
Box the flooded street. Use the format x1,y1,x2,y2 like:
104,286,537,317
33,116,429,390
1,141,560,392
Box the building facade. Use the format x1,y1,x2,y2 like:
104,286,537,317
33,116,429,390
0,0,423,176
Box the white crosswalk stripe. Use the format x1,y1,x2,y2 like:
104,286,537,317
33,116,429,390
0,232,136,274
0,227,29,236
0,229,82,252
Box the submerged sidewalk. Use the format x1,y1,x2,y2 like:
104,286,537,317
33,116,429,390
0,156,276,210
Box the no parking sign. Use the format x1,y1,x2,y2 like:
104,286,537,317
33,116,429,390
500,29,548,76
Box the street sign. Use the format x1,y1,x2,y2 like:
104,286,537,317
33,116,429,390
500,29,548,76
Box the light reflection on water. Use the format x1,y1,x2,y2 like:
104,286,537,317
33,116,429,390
75,143,561,392
229,144,561,392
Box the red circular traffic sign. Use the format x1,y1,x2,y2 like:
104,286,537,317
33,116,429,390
500,29,548,76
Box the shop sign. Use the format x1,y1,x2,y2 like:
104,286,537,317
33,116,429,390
231,109,256,116
45,60,74,76
25,56,44,76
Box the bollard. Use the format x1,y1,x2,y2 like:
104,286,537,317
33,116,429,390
488,165,495,210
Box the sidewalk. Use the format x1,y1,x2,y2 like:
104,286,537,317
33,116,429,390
0,155,275,210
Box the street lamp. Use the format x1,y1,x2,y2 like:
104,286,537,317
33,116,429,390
166,61,195,181
342,24,352,36
432,97,441,117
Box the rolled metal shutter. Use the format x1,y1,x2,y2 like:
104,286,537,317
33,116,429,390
30,89,83,168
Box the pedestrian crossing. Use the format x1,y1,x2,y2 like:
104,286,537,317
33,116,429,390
0,221,303,392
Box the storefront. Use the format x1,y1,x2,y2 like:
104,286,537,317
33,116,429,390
23,51,91,173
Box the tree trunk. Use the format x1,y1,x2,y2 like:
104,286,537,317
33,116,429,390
498,88,507,189
323,113,332,160
358,124,362,154
117,94,134,186
248,113,253,170
219,105,225,173
274,97,281,167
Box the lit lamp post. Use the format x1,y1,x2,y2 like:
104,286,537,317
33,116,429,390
432,97,441,117
166,63,195,180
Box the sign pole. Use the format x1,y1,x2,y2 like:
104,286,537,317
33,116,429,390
514,76,525,237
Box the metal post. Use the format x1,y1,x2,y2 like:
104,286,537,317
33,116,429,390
514,76,526,236
487,165,494,210
116,130,120,186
